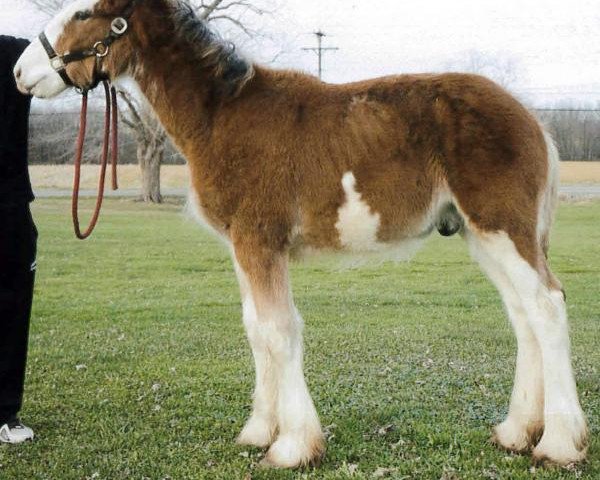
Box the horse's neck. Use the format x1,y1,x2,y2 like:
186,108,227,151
132,50,215,152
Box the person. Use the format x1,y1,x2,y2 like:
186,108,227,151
0,35,36,443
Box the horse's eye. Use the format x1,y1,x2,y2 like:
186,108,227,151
73,10,92,21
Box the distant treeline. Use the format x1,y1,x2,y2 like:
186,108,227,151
28,110,185,165
535,109,600,161
27,108,600,164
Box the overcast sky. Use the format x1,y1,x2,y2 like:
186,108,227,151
2,0,599,108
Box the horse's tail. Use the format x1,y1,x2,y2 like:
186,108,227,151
537,130,560,258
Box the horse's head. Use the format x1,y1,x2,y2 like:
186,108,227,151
15,0,139,98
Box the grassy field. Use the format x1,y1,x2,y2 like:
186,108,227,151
28,161,600,191
1,198,598,479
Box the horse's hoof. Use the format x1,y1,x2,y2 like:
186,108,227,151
236,416,276,448
260,432,325,469
491,417,543,453
531,414,588,466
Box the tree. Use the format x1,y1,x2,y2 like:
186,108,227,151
196,0,269,33
118,91,167,202
32,0,69,17
445,50,523,90
538,104,600,161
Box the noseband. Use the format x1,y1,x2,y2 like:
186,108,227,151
38,2,137,239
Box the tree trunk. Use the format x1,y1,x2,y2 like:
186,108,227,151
138,140,164,203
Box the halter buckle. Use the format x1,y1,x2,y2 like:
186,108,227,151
93,41,109,57
50,56,65,71
111,17,128,35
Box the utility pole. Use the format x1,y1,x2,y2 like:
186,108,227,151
302,31,339,80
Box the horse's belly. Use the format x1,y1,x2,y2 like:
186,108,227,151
292,170,438,263
290,233,428,267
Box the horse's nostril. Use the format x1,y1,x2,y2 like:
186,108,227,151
14,66,22,79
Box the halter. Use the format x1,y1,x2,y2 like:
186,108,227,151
37,1,137,239
38,4,134,91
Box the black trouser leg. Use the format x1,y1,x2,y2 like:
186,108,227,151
0,203,37,425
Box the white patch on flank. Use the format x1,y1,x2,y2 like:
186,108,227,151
327,171,446,267
335,172,383,251
14,0,99,98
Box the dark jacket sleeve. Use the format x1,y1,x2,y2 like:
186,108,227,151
0,36,34,205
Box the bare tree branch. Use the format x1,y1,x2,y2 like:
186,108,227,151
197,0,228,19
27,0,70,18
120,116,136,130
444,50,522,90
192,0,268,38
206,14,256,36
117,91,143,127
212,1,269,16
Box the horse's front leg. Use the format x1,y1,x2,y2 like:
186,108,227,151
233,242,324,468
234,259,278,448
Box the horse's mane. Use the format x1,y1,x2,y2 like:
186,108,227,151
170,1,254,97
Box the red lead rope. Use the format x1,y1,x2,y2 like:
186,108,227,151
72,80,119,239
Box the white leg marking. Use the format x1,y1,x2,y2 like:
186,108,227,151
466,231,544,451
467,230,587,463
530,288,588,464
234,258,323,467
233,260,277,448
264,304,323,467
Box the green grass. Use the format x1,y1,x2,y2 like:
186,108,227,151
1,198,598,479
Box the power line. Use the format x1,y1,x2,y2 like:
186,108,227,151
302,31,339,80
30,111,105,115
533,108,600,112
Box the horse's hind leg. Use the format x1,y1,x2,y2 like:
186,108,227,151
233,241,324,468
465,228,588,464
465,229,544,451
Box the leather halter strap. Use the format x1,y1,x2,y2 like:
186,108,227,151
38,1,136,91
38,31,80,86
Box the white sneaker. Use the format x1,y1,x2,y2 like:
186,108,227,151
0,419,34,444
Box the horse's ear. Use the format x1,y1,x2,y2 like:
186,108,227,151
101,0,133,14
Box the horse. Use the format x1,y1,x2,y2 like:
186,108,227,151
14,0,588,468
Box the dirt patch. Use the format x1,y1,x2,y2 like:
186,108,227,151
559,161,600,184
29,162,600,191
29,164,189,190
